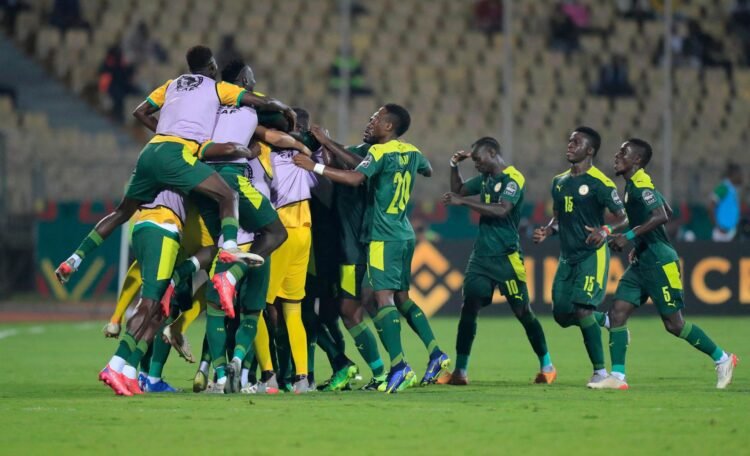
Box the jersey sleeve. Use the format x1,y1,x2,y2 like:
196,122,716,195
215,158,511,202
499,177,522,205
462,176,482,196
712,182,728,202
597,183,625,213
354,152,384,178
417,153,431,174
146,79,172,109
216,81,246,107
637,187,664,213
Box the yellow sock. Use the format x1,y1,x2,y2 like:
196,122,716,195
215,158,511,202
283,302,308,376
111,261,141,324
254,312,274,371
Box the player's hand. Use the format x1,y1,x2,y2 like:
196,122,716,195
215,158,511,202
450,150,471,166
310,124,329,143
533,226,550,244
293,153,316,171
442,192,463,206
585,225,608,247
608,233,628,252
628,248,636,264
232,144,256,159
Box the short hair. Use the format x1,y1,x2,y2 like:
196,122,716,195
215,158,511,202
293,107,310,129
471,136,501,155
626,138,652,167
221,59,246,83
383,103,411,136
574,126,601,156
186,45,213,72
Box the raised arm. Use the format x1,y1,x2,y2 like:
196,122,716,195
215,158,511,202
310,125,363,170
239,92,296,131
254,125,312,156
449,150,472,195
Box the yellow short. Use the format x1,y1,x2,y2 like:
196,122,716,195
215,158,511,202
266,227,311,303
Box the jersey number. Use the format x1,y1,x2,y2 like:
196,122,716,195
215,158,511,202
387,171,412,214
662,286,671,303
564,196,574,213
583,276,595,293
505,280,519,295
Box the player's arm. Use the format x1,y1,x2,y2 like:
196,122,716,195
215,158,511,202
586,208,628,248
292,153,366,187
238,92,296,131
201,142,257,160
442,193,513,218
417,154,433,177
533,212,558,244
254,125,312,156
449,150,472,194
311,125,363,169
133,79,171,132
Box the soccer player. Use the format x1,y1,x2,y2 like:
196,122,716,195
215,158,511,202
589,138,738,390
55,46,295,287
440,137,556,385
533,127,628,386
306,126,386,391
294,104,449,393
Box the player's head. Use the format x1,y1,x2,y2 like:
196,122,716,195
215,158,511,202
567,126,601,163
614,138,652,176
292,107,310,132
470,136,504,175
363,103,410,144
726,162,743,186
186,45,217,78
221,59,256,91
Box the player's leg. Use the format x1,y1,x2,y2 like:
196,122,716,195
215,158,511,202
143,316,180,393
253,310,280,394
193,335,211,393
104,261,142,338
301,291,320,387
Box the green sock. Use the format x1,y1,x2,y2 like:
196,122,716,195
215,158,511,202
227,263,247,283
326,317,347,354
316,324,342,367
594,311,607,327
517,311,550,366
579,314,605,370
200,335,211,364
148,319,173,379
678,322,723,361
74,229,103,259
172,260,198,287
114,332,137,360
398,299,440,355
348,321,385,376
610,326,629,375
128,339,149,368
372,305,405,368
301,301,319,374
233,313,259,361
221,217,239,246
206,305,228,378
455,307,478,371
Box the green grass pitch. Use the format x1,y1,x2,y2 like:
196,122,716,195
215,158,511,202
0,316,747,454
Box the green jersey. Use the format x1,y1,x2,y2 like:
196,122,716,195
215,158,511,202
335,143,370,264
623,168,678,264
552,165,624,264
355,139,431,242
463,166,526,257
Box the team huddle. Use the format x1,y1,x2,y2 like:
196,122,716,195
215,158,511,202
55,45,737,396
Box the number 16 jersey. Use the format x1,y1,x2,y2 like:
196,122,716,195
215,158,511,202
355,139,431,242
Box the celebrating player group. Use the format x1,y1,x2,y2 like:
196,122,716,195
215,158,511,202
54,45,737,396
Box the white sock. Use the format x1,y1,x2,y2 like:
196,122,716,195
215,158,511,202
716,352,729,364
122,365,137,380
69,253,82,269
226,271,237,286
216,376,227,385
594,368,608,377
222,240,238,251
611,372,626,381
199,361,209,375
241,368,249,388
604,313,611,329
148,376,161,384
108,356,126,373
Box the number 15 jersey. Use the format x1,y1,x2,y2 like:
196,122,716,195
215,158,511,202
355,139,431,242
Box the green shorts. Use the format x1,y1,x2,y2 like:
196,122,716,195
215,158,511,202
193,163,278,239
463,251,529,311
338,264,366,299
206,257,270,313
125,141,215,202
365,239,415,292
614,260,684,314
132,224,180,301
552,244,609,313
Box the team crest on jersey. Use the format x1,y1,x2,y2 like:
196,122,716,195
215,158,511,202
494,182,502,192
359,155,372,168
611,189,622,205
624,192,629,203
503,181,518,196
175,75,203,92
218,106,239,115
642,190,656,204
578,184,589,195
